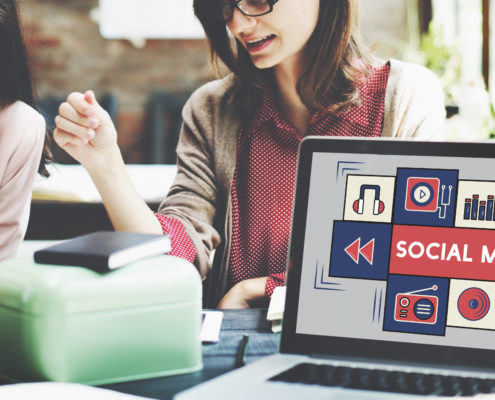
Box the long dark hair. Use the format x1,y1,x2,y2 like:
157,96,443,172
194,0,371,115
0,0,51,176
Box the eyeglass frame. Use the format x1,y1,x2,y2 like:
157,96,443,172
203,0,280,22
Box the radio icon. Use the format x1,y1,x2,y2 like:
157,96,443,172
394,285,439,325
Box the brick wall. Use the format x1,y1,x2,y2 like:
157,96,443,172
20,0,408,163
20,0,214,163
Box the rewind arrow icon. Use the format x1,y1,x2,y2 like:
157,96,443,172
344,237,375,265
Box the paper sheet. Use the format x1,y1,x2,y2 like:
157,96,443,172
0,382,152,399
32,164,177,203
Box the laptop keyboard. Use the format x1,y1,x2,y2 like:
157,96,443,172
268,363,495,397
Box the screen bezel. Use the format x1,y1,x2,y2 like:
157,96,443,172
280,137,495,370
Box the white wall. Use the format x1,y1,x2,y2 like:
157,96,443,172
360,0,409,59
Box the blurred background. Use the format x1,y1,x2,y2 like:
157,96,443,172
17,0,495,241
17,0,495,163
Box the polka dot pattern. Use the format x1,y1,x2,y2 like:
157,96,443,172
229,64,391,298
154,213,196,263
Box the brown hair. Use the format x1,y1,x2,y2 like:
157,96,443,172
193,0,371,115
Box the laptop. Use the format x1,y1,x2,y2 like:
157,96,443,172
177,137,495,399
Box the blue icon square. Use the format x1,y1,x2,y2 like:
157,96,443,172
393,168,458,227
383,275,449,336
329,221,391,281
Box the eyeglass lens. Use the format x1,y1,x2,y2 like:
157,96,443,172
209,0,272,22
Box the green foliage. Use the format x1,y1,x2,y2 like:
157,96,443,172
400,3,495,140
419,23,462,104
488,103,495,139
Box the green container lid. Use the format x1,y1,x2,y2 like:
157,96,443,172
0,255,201,316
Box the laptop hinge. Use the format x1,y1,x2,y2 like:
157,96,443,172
308,354,495,377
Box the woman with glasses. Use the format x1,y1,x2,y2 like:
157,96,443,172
53,0,445,308
0,0,51,261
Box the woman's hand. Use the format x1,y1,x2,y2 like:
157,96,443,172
53,90,118,171
217,277,269,309
54,90,163,234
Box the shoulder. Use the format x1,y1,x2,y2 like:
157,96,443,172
0,101,45,156
383,59,445,140
0,101,45,170
181,74,241,143
0,101,45,128
387,59,443,97
185,74,237,117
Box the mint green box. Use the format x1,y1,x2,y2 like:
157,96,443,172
0,255,202,385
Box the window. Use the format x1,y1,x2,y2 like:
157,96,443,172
98,0,204,43
431,0,483,84
429,0,494,139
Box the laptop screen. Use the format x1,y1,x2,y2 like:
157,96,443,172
282,137,495,369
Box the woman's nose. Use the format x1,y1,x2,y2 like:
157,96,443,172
226,7,257,35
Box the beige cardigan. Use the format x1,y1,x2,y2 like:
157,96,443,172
158,59,446,307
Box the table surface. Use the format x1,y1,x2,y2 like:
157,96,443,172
0,309,279,400
7,244,278,398
101,308,279,400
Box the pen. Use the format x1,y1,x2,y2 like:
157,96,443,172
235,333,249,368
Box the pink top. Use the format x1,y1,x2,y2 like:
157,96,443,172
0,101,45,260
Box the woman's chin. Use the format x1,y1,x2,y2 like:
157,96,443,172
250,57,277,70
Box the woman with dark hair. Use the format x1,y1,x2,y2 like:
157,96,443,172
0,0,51,260
53,0,445,308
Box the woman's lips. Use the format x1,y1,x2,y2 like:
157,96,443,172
245,35,275,53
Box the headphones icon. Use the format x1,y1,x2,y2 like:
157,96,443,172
353,185,385,215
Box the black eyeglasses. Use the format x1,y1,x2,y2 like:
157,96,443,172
201,0,279,22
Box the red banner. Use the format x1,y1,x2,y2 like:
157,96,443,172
390,225,495,281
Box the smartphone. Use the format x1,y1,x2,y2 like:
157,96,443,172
200,311,223,343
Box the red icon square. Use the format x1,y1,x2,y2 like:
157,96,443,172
405,177,440,212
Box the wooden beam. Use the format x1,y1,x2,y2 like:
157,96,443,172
418,0,433,34
483,0,490,88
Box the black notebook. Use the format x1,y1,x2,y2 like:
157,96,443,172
34,231,172,271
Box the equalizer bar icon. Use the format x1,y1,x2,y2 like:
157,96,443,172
464,195,495,221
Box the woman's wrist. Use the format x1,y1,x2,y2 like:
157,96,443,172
84,144,130,201
242,277,269,303
84,143,124,177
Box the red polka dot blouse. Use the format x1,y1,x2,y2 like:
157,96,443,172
156,63,391,299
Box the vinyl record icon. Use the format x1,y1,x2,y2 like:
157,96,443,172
457,287,490,321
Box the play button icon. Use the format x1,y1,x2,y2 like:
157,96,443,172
413,185,432,204
405,177,440,212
